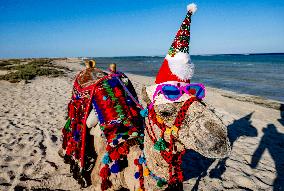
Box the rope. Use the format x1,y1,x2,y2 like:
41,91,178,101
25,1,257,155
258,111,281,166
115,75,144,110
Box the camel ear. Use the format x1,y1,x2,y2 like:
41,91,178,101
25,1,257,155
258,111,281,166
178,101,231,158
141,86,151,105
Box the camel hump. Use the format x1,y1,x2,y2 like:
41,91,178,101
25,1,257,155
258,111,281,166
76,68,108,88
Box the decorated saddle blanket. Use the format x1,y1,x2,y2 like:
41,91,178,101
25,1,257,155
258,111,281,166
62,68,143,169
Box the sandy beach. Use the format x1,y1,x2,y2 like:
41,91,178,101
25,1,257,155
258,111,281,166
0,58,283,191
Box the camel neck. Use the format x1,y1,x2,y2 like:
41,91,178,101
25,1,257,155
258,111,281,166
143,122,170,181
143,118,186,185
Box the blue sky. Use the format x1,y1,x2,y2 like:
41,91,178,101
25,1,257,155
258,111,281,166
0,0,284,58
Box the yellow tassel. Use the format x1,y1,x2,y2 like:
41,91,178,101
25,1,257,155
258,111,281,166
165,125,179,135
172,125,179,133
143,168,150,176
137,188,143,191
165,127,172,135
156,116,163,124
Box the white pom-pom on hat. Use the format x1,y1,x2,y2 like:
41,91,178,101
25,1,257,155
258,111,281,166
187,3,197,14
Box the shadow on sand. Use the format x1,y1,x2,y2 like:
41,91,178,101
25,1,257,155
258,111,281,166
250,123,284,191
209,112,258,180
182,149,214,191
181,105,284,191
181,113,258,191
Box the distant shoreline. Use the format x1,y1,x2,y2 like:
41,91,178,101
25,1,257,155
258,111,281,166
1,53,284,60
92,52,284,59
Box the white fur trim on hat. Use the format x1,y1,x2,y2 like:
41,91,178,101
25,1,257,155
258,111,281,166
166,52,194,81
187,3,197,14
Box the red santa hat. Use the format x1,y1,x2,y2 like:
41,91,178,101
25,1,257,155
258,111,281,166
146,3,197,104
155,3,197,84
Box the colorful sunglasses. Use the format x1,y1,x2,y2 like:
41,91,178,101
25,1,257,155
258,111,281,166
149,83,205,109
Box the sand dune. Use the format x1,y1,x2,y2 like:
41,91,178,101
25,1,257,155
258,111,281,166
0,59,283,191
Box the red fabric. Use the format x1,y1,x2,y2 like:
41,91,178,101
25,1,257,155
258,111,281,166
100,165,110,178
155,59,190,84
118,144,129,155
106,145,112,152
109,150,120,161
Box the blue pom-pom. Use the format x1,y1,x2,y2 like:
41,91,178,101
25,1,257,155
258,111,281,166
110,162,120,173
134,172,140,179
103,95,108,100
113,139,119,145
140,108,148,117
139,157,146,164
102,153,111,164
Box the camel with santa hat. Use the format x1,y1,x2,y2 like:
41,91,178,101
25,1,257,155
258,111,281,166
138,3,230,190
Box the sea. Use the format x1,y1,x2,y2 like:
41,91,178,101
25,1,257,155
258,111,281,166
93,53,284,102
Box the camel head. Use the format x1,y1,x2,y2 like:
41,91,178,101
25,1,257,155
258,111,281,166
142,85,231,159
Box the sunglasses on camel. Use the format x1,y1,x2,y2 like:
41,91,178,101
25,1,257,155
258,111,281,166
152,83,205,102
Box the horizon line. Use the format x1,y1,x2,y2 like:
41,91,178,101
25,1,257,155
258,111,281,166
1,52,284,60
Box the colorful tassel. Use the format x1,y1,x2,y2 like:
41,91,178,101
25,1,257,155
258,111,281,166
131,132,138,137
99,165,110,179
143,168,150,177
134,172,140,179
102,153,111,164
138,157,145,164
157,179,167,187
64,118,71,132
134,159,139,165
110,162,120,173
154,138,167,151
140,108,148,117
109,150,120,161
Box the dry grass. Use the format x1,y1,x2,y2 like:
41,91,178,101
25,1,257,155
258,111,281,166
0,59,70,83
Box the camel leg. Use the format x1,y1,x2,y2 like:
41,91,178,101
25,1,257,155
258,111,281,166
87,111,142,190
90,123,125,191
90,122,106,190
124,145,143,191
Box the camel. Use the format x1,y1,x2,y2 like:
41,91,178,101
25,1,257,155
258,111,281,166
62,3,231,190
83,70,231,191
61,63,230,191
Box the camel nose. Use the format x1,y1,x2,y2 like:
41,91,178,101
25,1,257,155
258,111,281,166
178,101,231,159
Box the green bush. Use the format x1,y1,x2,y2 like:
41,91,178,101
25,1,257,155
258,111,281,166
0,61,13,70
0,59,68,83
0,59,24,70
